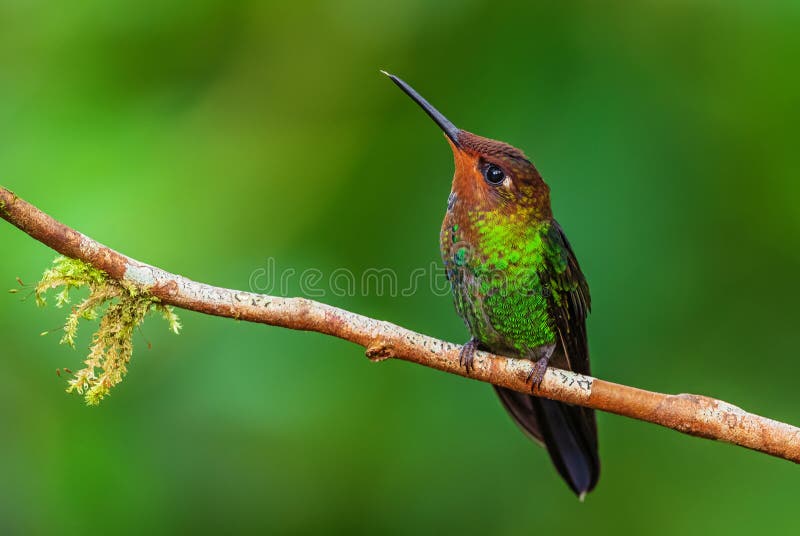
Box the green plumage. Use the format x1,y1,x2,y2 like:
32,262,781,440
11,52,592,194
447,214,548,353
442,208,582,360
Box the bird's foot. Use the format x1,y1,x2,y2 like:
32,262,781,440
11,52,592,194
526,355,551,393
459,338,479,374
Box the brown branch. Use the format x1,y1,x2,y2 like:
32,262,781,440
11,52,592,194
2,185,799,463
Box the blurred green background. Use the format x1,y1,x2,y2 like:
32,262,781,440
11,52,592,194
1,1,799,534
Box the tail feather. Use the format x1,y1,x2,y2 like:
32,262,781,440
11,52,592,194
495,386,600,497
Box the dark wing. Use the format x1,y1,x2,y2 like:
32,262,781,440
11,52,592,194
493,219,600,496
544,220,592,375
531,220,599,495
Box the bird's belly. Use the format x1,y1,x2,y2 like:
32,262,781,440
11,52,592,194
448,263,556,358
440,212,557,359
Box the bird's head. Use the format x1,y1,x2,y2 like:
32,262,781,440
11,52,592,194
383,71,551,220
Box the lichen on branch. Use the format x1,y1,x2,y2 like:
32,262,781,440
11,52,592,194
34,256,181,405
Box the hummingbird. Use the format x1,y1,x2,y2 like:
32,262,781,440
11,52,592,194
383,72,599,497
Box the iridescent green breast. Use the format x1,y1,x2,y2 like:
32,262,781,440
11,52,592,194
441,207,571,358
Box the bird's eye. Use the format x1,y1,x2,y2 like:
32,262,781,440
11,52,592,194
484,164,506,185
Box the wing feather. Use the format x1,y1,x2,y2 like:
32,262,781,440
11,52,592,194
544,220,592,375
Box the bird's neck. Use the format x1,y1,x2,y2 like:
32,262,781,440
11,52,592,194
447,200,552,270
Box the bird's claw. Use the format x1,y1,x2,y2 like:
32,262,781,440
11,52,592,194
459,339,478,374
526,357,549,393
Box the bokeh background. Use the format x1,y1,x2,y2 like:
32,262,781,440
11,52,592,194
1,1,799,534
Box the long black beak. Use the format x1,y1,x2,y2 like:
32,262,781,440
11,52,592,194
382,71,461,148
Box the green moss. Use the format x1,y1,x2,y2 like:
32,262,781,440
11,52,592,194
34,256,181,405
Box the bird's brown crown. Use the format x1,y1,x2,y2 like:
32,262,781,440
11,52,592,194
449,131,552,220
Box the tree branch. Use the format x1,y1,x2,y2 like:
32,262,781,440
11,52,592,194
2,185,799,463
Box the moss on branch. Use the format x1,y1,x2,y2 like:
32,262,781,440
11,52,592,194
33,256,181,405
